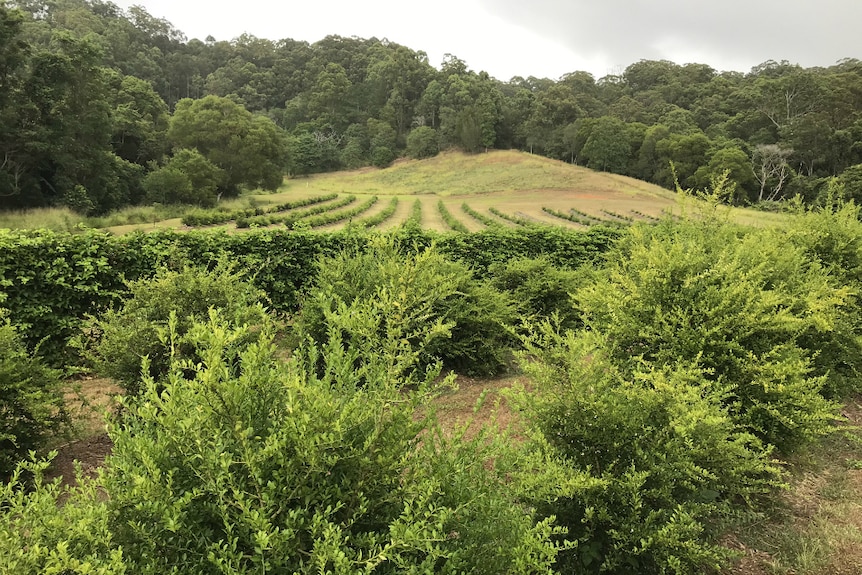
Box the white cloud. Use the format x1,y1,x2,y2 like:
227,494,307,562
111,0,862,81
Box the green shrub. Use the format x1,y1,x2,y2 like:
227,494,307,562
0,315,68,479
1,317,560,573
406,126,439,159
0,459,124,573
489,257,586,331
142,166,193,206
784,192,862,397
371,146,395,168
514,331,783,574
103,315,558,573
81,263,269,394
573,218,842,451
296,238,516,377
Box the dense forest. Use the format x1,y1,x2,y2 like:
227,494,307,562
1,0,862,214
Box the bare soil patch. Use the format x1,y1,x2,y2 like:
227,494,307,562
46,377,122,486
431,373,524,440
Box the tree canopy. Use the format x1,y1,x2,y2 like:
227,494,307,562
1,0,861,211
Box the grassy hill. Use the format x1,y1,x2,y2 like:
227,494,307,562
0,150,784,234
262,150,784,233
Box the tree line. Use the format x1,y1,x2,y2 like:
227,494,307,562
1,0,862,213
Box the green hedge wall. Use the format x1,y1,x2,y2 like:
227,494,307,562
0,225,622,362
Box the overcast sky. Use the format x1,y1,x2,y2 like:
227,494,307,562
112,0,862,81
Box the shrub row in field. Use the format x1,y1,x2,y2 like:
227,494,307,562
569,206,605,222
489,206,537,227
461,203,504,228
182,193,338,226
0,225,622,362
631,209,661,222
303,195,378,228
355,196,398,228
404,199,422,228
542,206,594,226
437,200,469,232
236,195,356,228
600,209,634,222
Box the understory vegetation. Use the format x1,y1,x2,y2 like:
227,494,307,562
2,184,862,573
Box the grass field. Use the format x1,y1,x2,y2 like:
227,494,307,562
0,150,787,234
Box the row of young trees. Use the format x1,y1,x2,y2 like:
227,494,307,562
2,0,862,212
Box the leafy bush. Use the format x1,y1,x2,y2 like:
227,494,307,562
573,217,842,451
489,257,586,331
0,229,131,363
142,165,192,206
371,146,395,168
1,317,560,573
81,263,269,394
0,315,68,479
514,331,783,574
162,148,226,207
296,238,516,377
784,191,862,397
0,459,123,573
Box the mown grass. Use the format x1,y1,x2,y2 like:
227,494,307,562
296,149,675,197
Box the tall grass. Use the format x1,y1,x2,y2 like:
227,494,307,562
0,208,86,232
0,195,281,232
86,204,192,228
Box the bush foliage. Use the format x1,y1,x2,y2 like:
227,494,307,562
80,263,269,394
0,315,68,479
572,216,843,451
0,316,561,573
515,334,782,574
296,238,517,377
489,257,586,332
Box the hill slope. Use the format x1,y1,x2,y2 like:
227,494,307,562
104,150,784,234
301,149,677,198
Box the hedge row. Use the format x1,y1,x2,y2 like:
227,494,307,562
489,207,538,227
0,225,622,363
355,196,398,228
182,193,339,227
461,203,504,228
236,195,356,228
405,199,422,227
304,195,378,228
542,206,594,226
436,201,469,232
